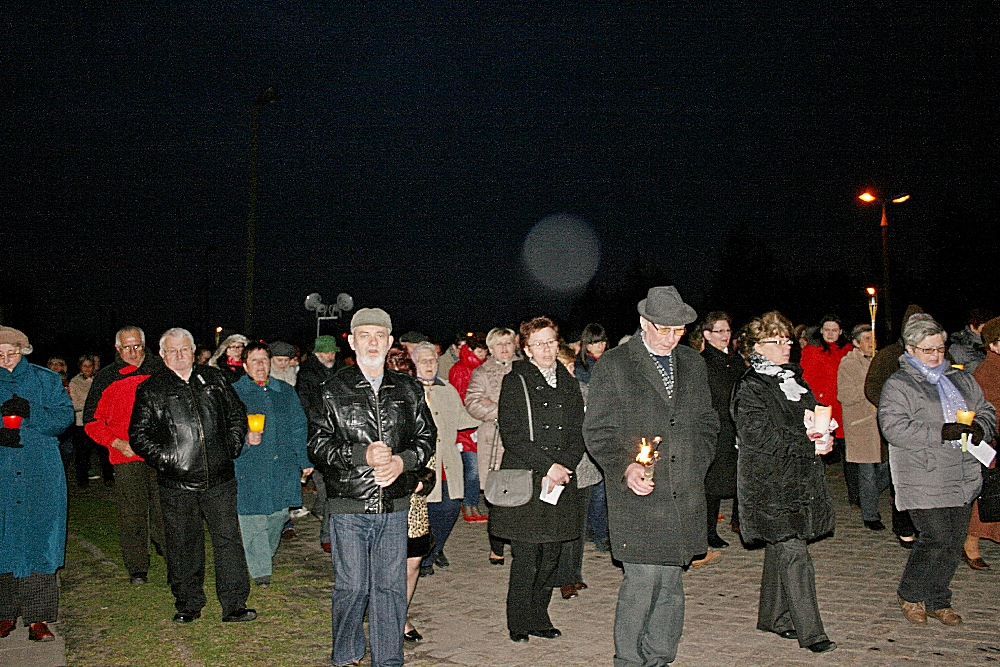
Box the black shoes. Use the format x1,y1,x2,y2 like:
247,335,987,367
807,639,836,653
864,519,886,531
528,628,562,639
510,631,529,643
776,629,797,640
434,551,450,568
419,564,434,577
707,534,730,549
130,572,147,585
173,610,201,623
403,628,423,642
897,535,916,549
222,608,257,622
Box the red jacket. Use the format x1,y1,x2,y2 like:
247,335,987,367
449,344,484,453
83,356,163,464
800,342,853,439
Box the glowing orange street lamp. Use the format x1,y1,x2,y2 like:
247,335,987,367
858,190,910,336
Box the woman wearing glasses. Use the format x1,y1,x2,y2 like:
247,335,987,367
489,316,585,643
731,312,837,654
0,326,75,643
879,317,995,626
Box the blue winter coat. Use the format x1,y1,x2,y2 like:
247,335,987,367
0,357,74,577
232,376,310,515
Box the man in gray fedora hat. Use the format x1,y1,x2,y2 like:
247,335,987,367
584,286,719,666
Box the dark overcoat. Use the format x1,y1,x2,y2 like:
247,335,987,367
702,344,744,497
583,334,718,566
488,359,585,544
731,364,835,544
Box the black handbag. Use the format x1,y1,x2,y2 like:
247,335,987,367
978,465,1000,523
484,374,534,508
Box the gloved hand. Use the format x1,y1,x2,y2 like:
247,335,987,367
0,429,22,448
942,422,974,441
1,394,30,418
971,421,985,446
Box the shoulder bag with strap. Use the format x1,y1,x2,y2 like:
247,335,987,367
484,374,534,507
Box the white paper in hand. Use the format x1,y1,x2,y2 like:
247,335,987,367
540,477,564,505
968,440,997,467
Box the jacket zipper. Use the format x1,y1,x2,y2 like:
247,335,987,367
187,383,209,484
374,383,385,512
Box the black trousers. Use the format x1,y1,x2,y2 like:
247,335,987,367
158,479,250,617
73,425,113,486
707,495,739,537
757,539,828,648
555,486,590,586
114,461,166,576
507,540,561,634
0,573,58,624
898,505,970,611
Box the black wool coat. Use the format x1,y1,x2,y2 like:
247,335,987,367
488,359,585,544
731,364,835,544
702,344,745,497
584,335,719,566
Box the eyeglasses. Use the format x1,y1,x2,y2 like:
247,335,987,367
0,351,21,361
227,343,245,349
709,328,731,335
118,344,143,352
529,339,560,349
914,345,946,354
653,325,687,337
163,347,194,357
760,339,793,346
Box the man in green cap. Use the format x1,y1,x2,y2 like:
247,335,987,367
297,335,341,552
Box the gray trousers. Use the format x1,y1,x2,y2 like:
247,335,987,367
614,563,684,667
757,539,828,648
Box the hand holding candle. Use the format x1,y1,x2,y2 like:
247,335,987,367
956,410,976,452
636,436,661,485
247,413,265,433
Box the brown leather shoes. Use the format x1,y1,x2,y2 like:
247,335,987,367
560,584,578,599
321,542,332,553
899,596,927,624
0,620,15,638
962,551,989,570
28,622,55,642
929,608,962,626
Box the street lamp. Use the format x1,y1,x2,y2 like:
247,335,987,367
244,86,281,335
304,292,354,339
858,189,909,337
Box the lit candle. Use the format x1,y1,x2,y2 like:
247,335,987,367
813,405,832,435
247,413,266,433
635,436,661,485
956,410,976,452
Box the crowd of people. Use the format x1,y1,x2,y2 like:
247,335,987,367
1,288,998,666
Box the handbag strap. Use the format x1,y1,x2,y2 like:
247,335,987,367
519,373,534,442
488,420,503,471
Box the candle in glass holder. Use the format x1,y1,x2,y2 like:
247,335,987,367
813,405,832,435
956,410,976,452
636,436,661,485
247,413,266,433
3,415,23,429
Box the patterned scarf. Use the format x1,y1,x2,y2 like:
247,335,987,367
749,354,808,402
904,351,968,448
532,360,557,388
649,353,675,398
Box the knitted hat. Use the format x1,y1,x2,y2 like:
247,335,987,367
350,308,393,333
981,317,1000,347
0,326,32,354
313,336,340,354
269,341,297,358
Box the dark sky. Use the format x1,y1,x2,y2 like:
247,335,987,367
3,3,997,352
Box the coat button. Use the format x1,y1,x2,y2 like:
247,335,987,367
556,403,562,408
543,402,548,407
543,424,550,429
670,419,676,426
670,456,677,462
672,492,677,498
557,425,563,430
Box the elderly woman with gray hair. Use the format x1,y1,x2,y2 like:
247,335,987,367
879,316,996,626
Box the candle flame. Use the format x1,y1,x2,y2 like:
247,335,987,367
636,437,661,465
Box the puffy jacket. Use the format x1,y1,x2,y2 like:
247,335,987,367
879,358,996,510
129,366,249,491
448,343,483,402
307,365,436,514
732,364,835,544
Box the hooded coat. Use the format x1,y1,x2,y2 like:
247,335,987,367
732,363,835,544
1,357,74,577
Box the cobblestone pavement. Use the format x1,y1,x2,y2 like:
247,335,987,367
399,470,1000,667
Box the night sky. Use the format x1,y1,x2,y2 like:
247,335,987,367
4,3,997,357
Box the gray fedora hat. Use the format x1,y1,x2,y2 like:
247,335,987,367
637,286,698,325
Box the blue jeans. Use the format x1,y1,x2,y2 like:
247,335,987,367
460,451,480,508
858,462,891,522
423,479,462,567
588,480,609,544
328,510,408,667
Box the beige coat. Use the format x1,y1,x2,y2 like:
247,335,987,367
837,348,882,463
68,373,92,426
465,357,513,486
424,380,480,503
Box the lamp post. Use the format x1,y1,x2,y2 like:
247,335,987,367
858,190,909,337
244,86,281,335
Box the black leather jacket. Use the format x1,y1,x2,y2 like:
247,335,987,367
307,365,436,513
130,366,249,491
